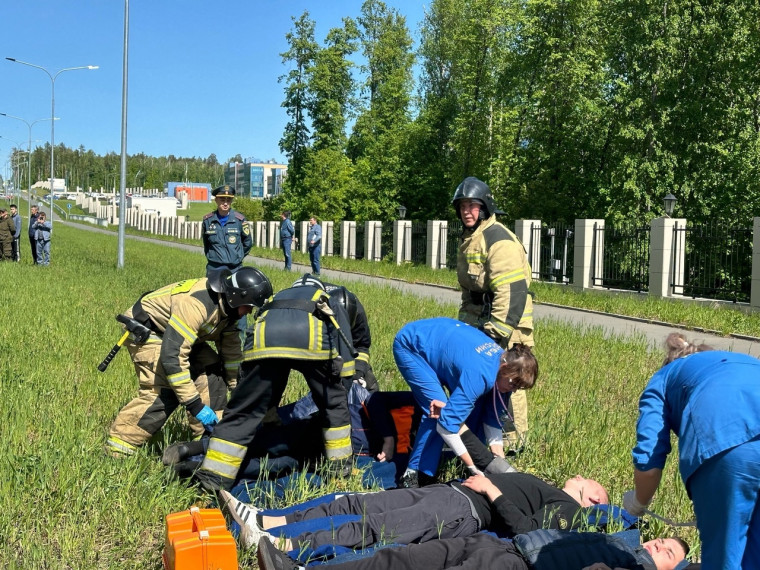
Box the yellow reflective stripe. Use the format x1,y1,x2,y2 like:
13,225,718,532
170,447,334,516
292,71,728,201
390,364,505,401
341,360,355,378
168,370,192,386
224,360,241,370
170,279,199,295
142,284,173,300
169,315,198,344
201,438,248,479
323,426,351,459
490,319,514,335
129,332,161,343
245,347,333,360
255,319,265,350
465,252,486,263
490,268,525,289
106,437,137,455
355,351,369,363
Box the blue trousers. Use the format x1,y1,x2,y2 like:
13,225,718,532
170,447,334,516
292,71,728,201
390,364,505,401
309,244,321,275
688,437,760,569
282,238,292,270
36,239,50,265
393,340,493,477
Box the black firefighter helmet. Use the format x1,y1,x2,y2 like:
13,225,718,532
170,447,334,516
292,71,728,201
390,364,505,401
451,176,499,220
209,267,273,308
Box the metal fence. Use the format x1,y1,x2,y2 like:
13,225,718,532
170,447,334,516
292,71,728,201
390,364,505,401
354,223,365,260
446,220,463,269
672,221,753,303
411,221,427,264
333,223,341,257
529,221,574,284
592,223,650,292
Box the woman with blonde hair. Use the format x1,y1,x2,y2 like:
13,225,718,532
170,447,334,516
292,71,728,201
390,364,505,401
625,332,760,569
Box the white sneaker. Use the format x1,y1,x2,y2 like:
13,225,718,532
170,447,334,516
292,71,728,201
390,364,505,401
219,490,272,548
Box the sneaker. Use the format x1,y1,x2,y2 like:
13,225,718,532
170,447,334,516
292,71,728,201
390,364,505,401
219,490,271,548
400,469,419,489
257,536,303,570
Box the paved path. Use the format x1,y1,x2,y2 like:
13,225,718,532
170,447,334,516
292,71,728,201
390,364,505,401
66,222,760,357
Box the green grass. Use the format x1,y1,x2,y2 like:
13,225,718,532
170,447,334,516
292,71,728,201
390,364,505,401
0,223,702,568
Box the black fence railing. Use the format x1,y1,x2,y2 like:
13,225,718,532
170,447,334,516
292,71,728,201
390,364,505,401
672,221,753,303
411,221,426,264
592,223,650,292
445,220,463,269
529,221,574,284
355,223,365,260
332,223,341,257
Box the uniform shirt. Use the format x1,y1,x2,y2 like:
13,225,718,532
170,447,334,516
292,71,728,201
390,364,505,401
307,223,322,248
133,278,242,411
633,350,760,485
244,285,356,379
457,214,534,345
396,317,504,433
202,209,252,268
452,472,582,537
0,216,15,241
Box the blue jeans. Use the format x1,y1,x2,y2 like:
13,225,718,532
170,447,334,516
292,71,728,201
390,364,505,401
309,244,321,275
282,238,292,270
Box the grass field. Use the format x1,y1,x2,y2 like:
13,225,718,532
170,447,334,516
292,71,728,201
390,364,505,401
0,220,703,568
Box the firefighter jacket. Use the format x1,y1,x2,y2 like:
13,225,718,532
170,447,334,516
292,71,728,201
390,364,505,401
127,278,242,414
202,209,252,269
457,214,534,346
351,297,372,378
243,285,356,379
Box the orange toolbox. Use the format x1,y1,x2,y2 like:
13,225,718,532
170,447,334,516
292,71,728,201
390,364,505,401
163,506,238,570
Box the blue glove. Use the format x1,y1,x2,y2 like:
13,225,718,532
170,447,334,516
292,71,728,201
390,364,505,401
194,405,218,427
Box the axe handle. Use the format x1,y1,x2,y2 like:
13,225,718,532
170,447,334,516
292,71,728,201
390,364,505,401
98,331,130,372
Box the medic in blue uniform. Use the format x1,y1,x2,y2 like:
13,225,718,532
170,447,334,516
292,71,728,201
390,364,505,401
625,332,760,570
393,317,538,487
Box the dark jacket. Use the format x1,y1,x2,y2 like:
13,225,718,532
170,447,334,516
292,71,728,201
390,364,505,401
202,209,252,268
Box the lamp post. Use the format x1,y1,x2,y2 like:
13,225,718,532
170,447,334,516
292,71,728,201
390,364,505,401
1,114,57,218
663,193,677,218
6,58,98,223
0,135,25,200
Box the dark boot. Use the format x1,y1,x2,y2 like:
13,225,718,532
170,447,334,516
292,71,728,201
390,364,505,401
192,468,230,492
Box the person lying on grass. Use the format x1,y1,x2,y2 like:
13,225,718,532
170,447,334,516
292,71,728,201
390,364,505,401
221,471,608,552
255,527,689,570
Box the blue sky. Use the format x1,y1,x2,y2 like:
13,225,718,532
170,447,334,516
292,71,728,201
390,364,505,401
0,1,427,167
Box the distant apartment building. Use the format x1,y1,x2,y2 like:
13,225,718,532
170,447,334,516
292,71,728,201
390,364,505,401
223,158,287,199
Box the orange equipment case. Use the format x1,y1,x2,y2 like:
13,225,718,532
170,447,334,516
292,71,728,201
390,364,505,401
163,506,238,570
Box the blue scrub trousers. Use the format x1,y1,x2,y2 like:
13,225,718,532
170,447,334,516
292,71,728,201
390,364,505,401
393,338,493,477
687,436,760,569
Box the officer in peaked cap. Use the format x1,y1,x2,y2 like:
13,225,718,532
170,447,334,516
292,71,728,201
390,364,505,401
202,185,253,277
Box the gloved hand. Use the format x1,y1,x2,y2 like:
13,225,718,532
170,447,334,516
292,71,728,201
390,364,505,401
194,405,218,428
467,464,485,476
622,490,649,517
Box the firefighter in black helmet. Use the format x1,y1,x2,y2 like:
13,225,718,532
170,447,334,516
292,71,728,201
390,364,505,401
195,274,358,491
452,176,534,452
106,267,272,457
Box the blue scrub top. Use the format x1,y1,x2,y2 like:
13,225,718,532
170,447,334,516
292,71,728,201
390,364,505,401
396,317,504,432
633,350,760,484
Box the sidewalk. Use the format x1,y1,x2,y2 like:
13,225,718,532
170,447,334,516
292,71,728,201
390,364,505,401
67,221,760,357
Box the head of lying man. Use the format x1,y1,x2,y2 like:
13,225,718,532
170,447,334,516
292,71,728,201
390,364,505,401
561,475,609,507
643,537,689,570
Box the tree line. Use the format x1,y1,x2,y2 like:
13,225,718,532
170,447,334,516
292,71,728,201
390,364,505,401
6,0,759,227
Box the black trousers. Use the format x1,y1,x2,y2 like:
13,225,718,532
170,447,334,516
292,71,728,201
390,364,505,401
211,358,350,461
288,485,479,551
28,235,37,264
324,533,527,570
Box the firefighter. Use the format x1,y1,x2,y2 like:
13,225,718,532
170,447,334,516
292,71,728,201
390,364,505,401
453,177,534,452
195,274,357,491
106,267,273,457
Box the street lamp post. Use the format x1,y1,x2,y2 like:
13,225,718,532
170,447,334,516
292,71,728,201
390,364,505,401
1,113,57,218
6,58,98,223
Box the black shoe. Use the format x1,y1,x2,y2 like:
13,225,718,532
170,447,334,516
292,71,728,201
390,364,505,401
257,536,301,570
400,470,419,488
162,442,190,466
192,469,228,492
172,459,201,479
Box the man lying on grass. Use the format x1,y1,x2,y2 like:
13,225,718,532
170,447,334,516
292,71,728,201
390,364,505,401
256,528,689,570
220,471,608,553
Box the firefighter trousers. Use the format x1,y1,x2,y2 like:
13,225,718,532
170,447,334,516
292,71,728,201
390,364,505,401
198,358,352,488
106,340,228,456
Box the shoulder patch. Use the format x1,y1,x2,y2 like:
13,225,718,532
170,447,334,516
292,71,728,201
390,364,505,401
483,224,513,249
234,211,246,221
203,212,215,220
